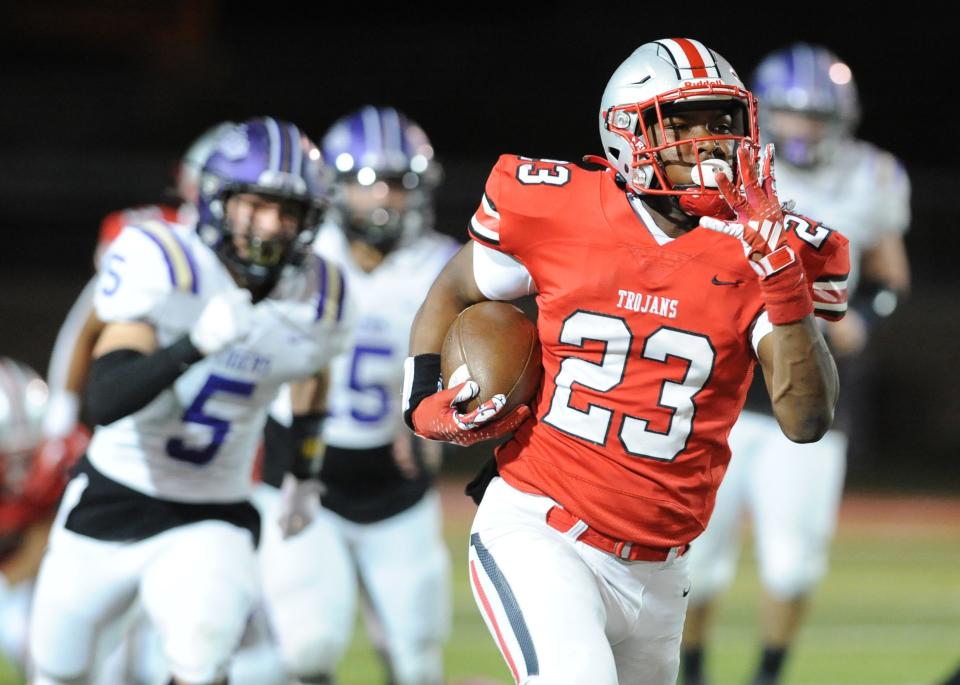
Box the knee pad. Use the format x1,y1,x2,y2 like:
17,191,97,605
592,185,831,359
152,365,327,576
760,545,829,600
281,632,347,681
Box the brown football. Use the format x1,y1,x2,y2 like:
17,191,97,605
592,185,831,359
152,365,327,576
441,301,542,414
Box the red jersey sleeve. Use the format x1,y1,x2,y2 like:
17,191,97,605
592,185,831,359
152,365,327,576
783,213,851,322
467,155,587,258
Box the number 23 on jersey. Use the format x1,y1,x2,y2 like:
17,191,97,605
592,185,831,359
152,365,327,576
542,311,715,462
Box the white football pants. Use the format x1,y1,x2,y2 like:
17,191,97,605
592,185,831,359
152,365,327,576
256,485,451,685
469,477,690,685
29,475,260,685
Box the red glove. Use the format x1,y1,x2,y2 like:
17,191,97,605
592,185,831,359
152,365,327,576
411,380,531,446
700,143,813,325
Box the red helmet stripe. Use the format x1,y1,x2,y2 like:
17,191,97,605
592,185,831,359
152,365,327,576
670,38,710,77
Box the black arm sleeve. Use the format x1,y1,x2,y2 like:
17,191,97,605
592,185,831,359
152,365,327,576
261,415,295,488
82,336,203,427
288,413,326,480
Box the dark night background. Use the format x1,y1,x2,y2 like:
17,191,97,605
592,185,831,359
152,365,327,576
1,3,956,489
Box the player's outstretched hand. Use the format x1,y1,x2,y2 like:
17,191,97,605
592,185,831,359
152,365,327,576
277,473,323,539
700,143,814,325
411,381,531,446
190,289,255,356
700,143,797,279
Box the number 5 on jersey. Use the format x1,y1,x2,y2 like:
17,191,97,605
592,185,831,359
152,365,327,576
166,374,256,465
543,311,715,461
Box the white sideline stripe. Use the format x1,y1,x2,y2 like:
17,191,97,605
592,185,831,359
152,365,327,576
814,301,847,312
470,215,499,241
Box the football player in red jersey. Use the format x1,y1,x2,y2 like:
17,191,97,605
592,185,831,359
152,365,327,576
403,38,849,685
0,358,86,677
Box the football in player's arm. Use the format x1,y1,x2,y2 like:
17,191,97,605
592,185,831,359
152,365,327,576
404,38,848,685
0,358,87,673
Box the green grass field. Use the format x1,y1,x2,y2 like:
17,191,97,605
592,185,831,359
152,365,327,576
4,490,957,685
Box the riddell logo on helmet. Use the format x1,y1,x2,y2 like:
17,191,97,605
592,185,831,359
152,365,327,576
683,79,724,87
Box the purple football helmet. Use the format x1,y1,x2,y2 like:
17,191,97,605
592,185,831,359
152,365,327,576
752,44,860,167
197,116,328,292
321,106,441,252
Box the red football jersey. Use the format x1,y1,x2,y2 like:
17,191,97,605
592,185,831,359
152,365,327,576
468,155,850,548
0,425,88,556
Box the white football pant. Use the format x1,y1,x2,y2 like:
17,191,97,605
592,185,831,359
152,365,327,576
30,476,260,685
469,477,690,685
257,485,451,685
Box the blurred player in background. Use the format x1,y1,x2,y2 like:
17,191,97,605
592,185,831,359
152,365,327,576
257,106,456,685
681,43,911,685
405,38,849,685
0,358,85,679
42,121,235,446
28,117,351,685
42,120,292,685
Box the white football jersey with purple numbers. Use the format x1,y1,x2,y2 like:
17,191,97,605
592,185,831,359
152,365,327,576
88,220,351,502
773,138,910,295
313,224,458,449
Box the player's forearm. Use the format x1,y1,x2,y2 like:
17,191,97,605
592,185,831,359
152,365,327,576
286,413,326,480
83,337,202,426
286,373,329,480
66,311,106,394
767,316,839,442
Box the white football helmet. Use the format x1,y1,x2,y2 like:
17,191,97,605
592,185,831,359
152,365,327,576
599,38,758,217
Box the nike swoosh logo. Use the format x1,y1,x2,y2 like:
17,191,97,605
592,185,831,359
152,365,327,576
683,586,691,597
711,275,744,287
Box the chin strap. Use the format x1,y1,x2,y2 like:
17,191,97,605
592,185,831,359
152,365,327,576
581,154,618,172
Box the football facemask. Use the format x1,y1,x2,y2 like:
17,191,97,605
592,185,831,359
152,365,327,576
599,39,759,217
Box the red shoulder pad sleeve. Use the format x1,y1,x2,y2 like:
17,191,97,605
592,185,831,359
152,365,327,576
467,155,580,255
783,213,851,321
